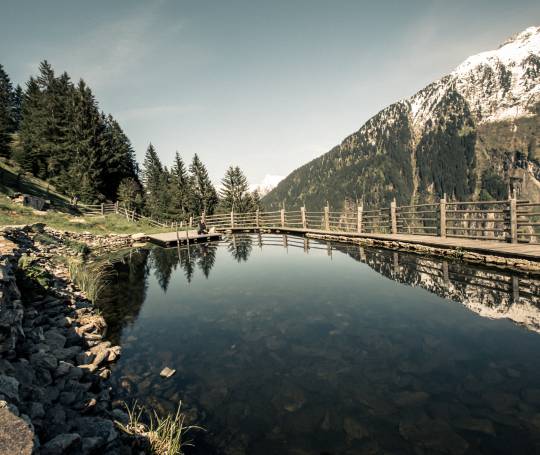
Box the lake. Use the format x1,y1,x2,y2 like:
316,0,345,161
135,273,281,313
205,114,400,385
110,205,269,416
97,233,540,454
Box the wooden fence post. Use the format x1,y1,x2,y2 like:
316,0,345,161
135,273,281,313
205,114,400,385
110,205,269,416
115,201,119,214
280,208,285,228
100,203,104,215
390,198,397,235
230,210,234,228
301,206,306,229
189,216,193,228
324,204,330,230
256,209,260,228
510,190,518,244
202,210,206,223
440,194,447,238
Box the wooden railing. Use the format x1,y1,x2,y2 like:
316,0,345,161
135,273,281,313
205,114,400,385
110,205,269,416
76,193,540,245
197,194,540,245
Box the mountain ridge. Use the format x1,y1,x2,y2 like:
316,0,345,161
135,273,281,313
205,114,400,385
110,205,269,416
263,26,540,210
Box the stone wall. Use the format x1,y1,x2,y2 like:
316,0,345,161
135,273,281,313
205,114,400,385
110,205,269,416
0,226,135,454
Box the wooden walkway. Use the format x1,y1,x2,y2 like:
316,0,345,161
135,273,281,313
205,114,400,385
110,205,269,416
224,226,540,263
147,230,222,247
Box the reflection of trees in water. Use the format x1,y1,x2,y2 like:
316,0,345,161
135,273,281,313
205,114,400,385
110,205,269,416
96,249,150,344
150,243,219,286
227,234,253,262
151,247,179,291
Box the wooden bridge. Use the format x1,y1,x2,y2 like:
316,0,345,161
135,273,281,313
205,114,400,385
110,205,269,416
196,194,540,268
81,194,540,269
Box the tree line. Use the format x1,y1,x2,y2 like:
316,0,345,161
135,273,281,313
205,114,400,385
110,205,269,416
0,61,261,219
0,61,138,202
132,144,262,220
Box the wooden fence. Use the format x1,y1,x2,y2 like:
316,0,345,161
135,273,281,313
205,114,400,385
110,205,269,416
197,194,540,245
77,193,540,245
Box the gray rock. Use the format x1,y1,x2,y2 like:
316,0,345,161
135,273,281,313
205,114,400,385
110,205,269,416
28,402,45,419
44,330,66,349
30,352,58,371
0,374,19,402
53,345,82,361
72,416,117,443
41,433,81,455
81,436,105,453
54,360,73,377
0,407,34,455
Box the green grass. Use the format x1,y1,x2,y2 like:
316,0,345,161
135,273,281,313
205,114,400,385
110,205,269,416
116,401,200,455
0,195,171,234
0,158,72,209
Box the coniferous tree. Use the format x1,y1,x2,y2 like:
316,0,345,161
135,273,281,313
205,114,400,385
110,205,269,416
142,143,168,217
220,165,251,212
189,153,218,215
169,151,190,219
251,189,262,211
0,64,15,157
12,85,23,130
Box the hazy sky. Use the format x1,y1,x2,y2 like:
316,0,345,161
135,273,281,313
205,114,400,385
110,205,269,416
1,1,539,185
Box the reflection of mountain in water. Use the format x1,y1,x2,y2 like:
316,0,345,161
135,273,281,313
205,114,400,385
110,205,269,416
333,242,540,334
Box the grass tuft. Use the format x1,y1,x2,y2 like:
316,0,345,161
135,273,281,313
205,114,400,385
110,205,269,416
116,401,201,455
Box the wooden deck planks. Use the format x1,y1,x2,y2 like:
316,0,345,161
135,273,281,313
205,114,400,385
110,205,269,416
223,226,540,262
147,230,222,247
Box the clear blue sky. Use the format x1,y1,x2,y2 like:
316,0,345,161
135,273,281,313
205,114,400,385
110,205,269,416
1,1,539,185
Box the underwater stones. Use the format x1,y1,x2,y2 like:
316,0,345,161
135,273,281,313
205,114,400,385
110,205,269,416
343,417,369,440
394,391,430,407
453,416,495,435
399,417,469,454
482,391,518,411
160,367,176,378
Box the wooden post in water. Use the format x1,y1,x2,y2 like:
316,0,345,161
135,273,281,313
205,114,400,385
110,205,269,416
357,205,363,234
230,210,234,228
390,198,397,235
512,275,520,303
442,260,449,285
440,194,447,239
280,208,285,228
509,190,518,244
256,209,260,228
301,206,306,229
324,203,330,231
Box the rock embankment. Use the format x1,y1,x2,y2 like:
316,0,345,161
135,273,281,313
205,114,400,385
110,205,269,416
0,226,138,454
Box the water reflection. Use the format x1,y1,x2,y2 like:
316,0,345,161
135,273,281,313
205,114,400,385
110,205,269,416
97,234,540,455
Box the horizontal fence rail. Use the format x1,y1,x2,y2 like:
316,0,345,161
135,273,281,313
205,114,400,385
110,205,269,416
195,193,539,245
79,191,539,245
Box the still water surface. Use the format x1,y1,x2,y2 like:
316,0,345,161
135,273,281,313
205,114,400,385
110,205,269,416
97,234,540,454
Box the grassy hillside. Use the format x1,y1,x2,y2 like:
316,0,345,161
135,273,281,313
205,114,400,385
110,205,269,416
0,158,169,234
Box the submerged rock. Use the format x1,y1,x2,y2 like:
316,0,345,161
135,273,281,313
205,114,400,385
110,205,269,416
160,367,176,378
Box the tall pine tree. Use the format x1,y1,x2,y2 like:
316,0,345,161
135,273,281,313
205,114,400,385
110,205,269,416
189,153,218,215
169,151,190,219
0,64,15,157
220,165,252,212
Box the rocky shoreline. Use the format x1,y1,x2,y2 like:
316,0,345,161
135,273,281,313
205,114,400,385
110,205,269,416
0,225,138,454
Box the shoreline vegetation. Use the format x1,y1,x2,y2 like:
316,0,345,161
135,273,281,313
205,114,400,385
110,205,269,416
0,224,196,454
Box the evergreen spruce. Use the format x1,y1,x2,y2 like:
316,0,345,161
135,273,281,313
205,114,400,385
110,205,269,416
220,165,252,212
142,143,168,217
0,64,15,157
169,151,190,219
189,153,218,215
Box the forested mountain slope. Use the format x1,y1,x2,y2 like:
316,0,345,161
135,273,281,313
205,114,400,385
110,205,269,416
264,26,540,210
